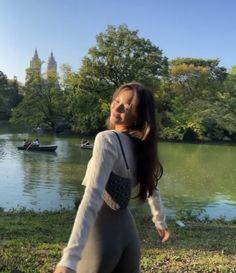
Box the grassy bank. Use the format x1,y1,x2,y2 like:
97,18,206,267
0,210,236,273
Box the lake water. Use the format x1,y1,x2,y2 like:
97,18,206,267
1,121,236,219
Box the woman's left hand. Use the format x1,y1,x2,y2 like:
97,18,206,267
157,228,170,243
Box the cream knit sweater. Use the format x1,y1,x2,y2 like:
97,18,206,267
57,130,167,271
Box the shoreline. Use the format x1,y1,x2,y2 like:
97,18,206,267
1,120,236,144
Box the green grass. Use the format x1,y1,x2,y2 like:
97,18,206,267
0,210,236,273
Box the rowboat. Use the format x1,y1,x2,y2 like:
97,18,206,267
17,144,57,152
80,143,93,150
80,139,93,150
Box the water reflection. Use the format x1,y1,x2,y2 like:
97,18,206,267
17,138,91,211
0,121,236,219
159,142,236,218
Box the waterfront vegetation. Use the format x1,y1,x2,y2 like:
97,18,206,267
0,209,236,273
1,25,236,141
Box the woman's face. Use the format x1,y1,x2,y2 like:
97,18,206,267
110,88,138,130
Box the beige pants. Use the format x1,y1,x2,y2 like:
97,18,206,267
76,204,140,273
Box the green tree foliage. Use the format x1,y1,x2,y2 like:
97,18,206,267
59,64,109,134
228,65,236,76
158,58,230,141
212,71,236,140
78,25,168,96
60,64,79,92
65,24,168,133
169,58,227,94
0,71,22,120
11,68,67,130
8,25,236,141
67,90,109,134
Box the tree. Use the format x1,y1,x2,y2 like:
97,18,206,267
59,64,109,134
60,64,79,92
11,67,67,130
0,71,22,120
78,25,168,98
67,90,109,134
169,58,227,95
158,58,229,141
65,24,168,133
228,65,236,76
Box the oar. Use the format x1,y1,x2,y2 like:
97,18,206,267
26,142,32,151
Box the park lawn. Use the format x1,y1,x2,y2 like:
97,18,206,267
0,210,236,273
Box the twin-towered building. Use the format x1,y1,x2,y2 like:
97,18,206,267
29,49,57,78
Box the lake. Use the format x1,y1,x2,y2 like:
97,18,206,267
1,121,236,219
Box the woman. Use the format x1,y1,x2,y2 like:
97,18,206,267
54,82,170,273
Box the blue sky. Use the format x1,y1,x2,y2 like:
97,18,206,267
1,0,236,83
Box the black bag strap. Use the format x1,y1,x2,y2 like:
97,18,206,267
113,131,129,170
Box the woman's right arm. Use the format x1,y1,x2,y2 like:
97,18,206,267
54,132,118,272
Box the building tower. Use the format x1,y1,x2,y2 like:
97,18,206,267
30,49,41,75
47,52,57,77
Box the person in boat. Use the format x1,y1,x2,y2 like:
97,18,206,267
23,139,31,147
54,82,170,273
81,139,90,146
32,139,39,146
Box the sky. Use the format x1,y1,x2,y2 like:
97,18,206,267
1,0,236,83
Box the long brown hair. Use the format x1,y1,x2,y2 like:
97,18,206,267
108,82,163,202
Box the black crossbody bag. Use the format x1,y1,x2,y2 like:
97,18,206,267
102,132,132,210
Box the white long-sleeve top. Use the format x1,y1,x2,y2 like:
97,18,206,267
57,130,167,271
